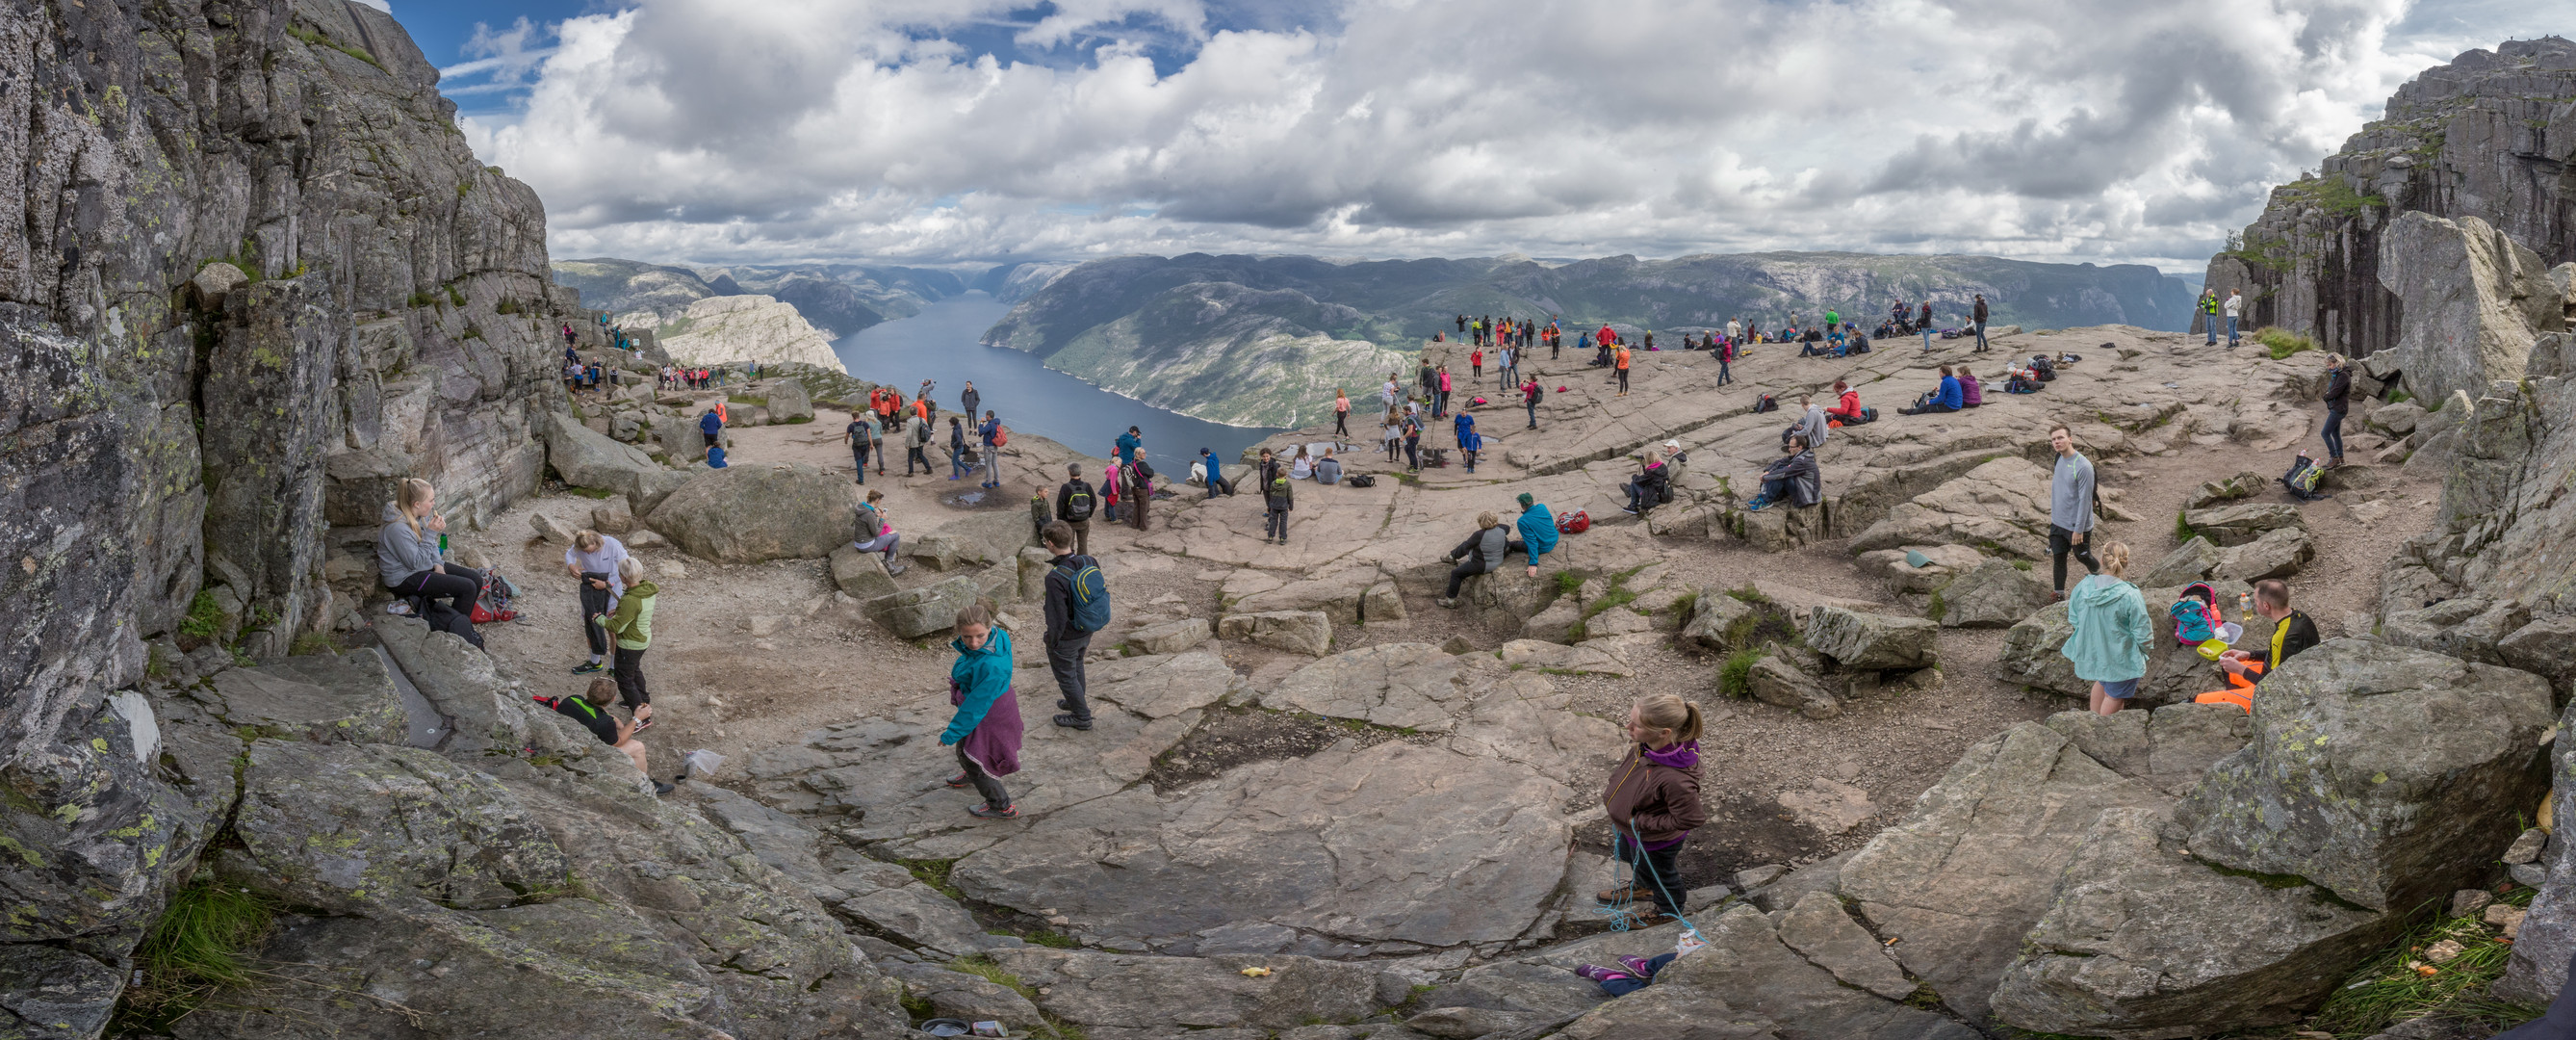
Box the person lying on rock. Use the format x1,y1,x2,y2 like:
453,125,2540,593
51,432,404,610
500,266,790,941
1437,511,1510,609
548,677,671,795
1596,693,1708,926
2218,579,2318,681
942,601,1023,819
1743,436,1819,512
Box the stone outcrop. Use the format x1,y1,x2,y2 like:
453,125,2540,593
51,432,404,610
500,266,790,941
2204,37,2576,357
649,463,860,562
655,294,847,373
2369,211,2566,403
1802,606,1939,671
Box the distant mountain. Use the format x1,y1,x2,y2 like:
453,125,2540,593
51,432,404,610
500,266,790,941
551,258,973,340
981,251,2197,425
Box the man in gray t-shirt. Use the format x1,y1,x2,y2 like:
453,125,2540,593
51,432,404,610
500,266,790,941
2048,424,2100,599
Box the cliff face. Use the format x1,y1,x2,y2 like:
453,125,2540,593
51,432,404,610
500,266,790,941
656,293,848,372
2204,37,2576,355
1,0,566,1008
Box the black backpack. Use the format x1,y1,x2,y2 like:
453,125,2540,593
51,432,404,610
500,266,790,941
1062,481,1096,522
1752,394,1779,414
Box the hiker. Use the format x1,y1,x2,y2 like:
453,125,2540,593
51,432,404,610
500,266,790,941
1042,522,1104,730
959,381,980,424
1126,450,1158,531
1971,294,1990,351
593,556,657,728
550,678,668,793
1509,492,1556,577
1522,376,1542,429
1614,343,1632,396
852,489,906,575
1497,344,1515,391
1784,395,1828,448
1919,301,1934,351
844,411,876,484
1334,388,1352,435
1380,374,1400,415
1290,445,1314,481
699,404,724,449
2224,289,2244,348
1471,346,1484,379
1622,452,1670,515
1436,365,1454,418
1596,692,1707,926
2320,353,2350,467
1054,463,1098,557
1437,511,1510,608
904,410,932,476
1101,449,1123,523
1744,436,1819,511
940,602,1022,819
1263,468,1294,544
2219,580,2321,680
2201,290,2221,345
1455,411,1481,474
1897,367,1963,414
565,529,631,676
1957,366,1984,407
1198,448,1234,498
377,479,484,626
1382,413,1404,463
947,416,971,481
1825,380,1864,424
1256,447,1281,494
2048,424,2100,601
1115,426,1142,467
979,411,1004,488
2063,542,2150,716
1403,411,1423,471
1715,335,1735,385
1315,448,1343,484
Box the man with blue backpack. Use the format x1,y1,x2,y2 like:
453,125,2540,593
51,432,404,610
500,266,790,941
1042,520,1111,731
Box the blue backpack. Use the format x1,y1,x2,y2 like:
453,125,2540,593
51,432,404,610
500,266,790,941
1055,560,1111,632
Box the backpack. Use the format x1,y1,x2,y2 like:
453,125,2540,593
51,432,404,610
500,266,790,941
2287,458,2325,493
1858,406,1879,424
2172,584,2220,644
1055,561,1111,632
1557,509,1591,534
993,426,1010,447
914,422,933,445
1347,474,1377,488
470,570,520,624
1062,481,1096,522
1752,394,1778,414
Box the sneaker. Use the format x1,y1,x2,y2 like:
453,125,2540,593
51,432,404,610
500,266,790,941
886,562,909,577
968,804,1019,819
1618,506,1638,515
1053,713,1093,731
1618,955,1659,978
945,772,974,789
653,781,676,795
571,662,605,675
384,601,414,616
1572,964,1631,984
1435,597,1459,609
631,716,654,732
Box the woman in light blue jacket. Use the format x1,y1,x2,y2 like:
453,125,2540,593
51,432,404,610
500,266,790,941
2061,542,2150,715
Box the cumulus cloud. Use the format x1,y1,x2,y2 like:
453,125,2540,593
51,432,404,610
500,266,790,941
463,0,2555,271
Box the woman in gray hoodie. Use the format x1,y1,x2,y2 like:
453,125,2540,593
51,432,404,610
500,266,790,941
377,479,483,617
1437,511,1511,608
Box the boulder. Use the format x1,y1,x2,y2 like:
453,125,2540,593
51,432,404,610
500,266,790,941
987,949,1387,1030
205,651,409,745
530,509,579,545
1521,599,1584,643
1499,638,1640,678
226,740,572,913
2139,535,2224,587
1218,611,1334,656
1126,617,1213,656
1990,808,2398,1040
2041,703,2255,797
827,545,898,600
1838,721,2167,1022
1776,891,1915,1001
0,945,122,1040
1260,643,1503,733
1361,581,1404,622
589,495,635,534
1681,589,1753,649
1936,558,2049,628
2213,526,2314,582
2376,211,2561,406
1229,567,1383,624
764,378,814,422
1719,500,1829,553
1802,606,1938,670
872,576,982,639
541,410,686,512
2185,471,2274,509
1748,656,1839,720
2367,401,2428,437
649,463,857,562
1846,456,2057,560
2181,502,2306,547
2178,639,2555,912
1856,544,1987,594
1625,904,1979,1040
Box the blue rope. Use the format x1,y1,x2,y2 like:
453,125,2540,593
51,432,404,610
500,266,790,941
1591,819,1704,941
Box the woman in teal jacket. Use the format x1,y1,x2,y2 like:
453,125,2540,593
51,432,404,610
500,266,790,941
1509,492,1558,578
2061,543,2150,715
941,602,1024,819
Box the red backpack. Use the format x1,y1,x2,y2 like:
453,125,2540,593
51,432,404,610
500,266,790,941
1557,509,1591,534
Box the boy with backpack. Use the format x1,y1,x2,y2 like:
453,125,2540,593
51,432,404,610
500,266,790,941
1042,521,1110,730
1054,463,1097,558
1263,470,1295,544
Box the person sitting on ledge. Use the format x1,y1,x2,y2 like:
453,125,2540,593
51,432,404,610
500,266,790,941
1744,435,1819,512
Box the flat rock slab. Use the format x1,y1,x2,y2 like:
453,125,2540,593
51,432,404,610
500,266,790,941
1804,605,1939,670
1653,904,1980,1040
207,651,409,745
990,949,1391,1029
951,740,1576,949
1260,642,1505,732
1776,891,1915,1001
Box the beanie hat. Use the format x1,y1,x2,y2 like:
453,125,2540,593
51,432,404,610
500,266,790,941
1516,493,1534,508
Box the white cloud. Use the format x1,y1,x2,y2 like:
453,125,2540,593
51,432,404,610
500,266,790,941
465,0,2557,271
352,0,390,12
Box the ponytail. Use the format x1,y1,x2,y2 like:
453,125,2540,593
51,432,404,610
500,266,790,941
1633,693,1705,744
394,479,434,540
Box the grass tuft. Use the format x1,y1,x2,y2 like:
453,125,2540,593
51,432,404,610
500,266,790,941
179,589,225,641
2308,889,2541,1036
1717,647,1763,699
2174,508,2198,544
898,858,966,901
2257,326,2318,360
114,880,276,1029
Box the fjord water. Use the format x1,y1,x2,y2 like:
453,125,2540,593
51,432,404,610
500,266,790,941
833,291,1288,463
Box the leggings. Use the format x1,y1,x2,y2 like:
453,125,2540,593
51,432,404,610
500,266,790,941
954,742,1010,811
1335,411,1349,435
2050,524,2101,592
1617,369,1630,392
2322,409,2346,460
397,565,482,616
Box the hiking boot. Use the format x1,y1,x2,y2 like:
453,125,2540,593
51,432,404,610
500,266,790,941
653,781,676,795
1053,713,1093,730
945,772,974,789
1627,907,1675,926
1596,886,1635,904
571,662,605,675
968,804,1019,819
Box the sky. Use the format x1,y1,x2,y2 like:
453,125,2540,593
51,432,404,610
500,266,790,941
383,0,2569,274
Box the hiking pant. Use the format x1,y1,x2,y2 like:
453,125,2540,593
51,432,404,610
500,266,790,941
1064,520,1089,558
853,533,900,562
2050,524,2100,592
1757,476,1792,505
1599,952,1679,998
1048,634,1092,722
907,446,930,475
2205,315,2219,344
1404,439,1420,469
1334,412,1349,435
703,431,720,448
1898,403,1956,415
1615,833,1685,912
982,447,1001,487
1266,507,1290,539
580,580,616,657
852,447,868,483
953,742,1010,811
2323,408,2346,460
1526,400,1538,429
1129,490,1148,531
1717,358,1731,384
614,645,650,711
1922,327,1933,351
1445,557,1491,598
2227,316,2240,346
397,565,483,618
1462,450,1477,473
1973,321,1988,350
950,447,971,479
1385,439,1401,462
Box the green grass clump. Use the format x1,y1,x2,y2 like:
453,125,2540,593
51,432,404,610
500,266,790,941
949,955,1036,997
2308,890,2540,1036
1724,584,1770,606
1717,647,1763,699
2011,559,2033,572
1669,591,1700,619
179,590,225,641
2256,326,2318,360
2174,508,2198,543
1925,590,1947,623
114,881,276,1028
288,23,384,68
563,485,615,499
898,858,965,900
1024,929,1079,949
1555,571,1584,595
2387,389,2412,405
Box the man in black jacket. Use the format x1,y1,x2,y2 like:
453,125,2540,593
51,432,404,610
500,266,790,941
1971,294,1991,352
1053,463,1096,558
2321,353,2351,467
2221,580,2320,680
1041,521,1097,731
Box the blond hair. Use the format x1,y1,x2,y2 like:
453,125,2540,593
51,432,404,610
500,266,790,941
1633,693,1705,743
575,530,604,552
954,601,994,632
2099,541,2131,578
395,479,434,539
616,557,644,584
1478,510,1501,529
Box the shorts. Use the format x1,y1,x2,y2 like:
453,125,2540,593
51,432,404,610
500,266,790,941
2099,678,2141,699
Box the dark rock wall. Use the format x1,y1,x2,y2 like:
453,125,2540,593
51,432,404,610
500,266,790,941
2204,37,2576,356
0,0,567,1010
